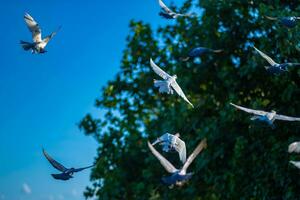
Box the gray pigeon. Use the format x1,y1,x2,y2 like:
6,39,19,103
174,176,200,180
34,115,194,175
21,13,61,54
43,149,93,181
152,133,186,163
288,142,300,153
148,138,207,187
253,46,300,75
158,0,191,19
150,58,194,107
230,103,300,128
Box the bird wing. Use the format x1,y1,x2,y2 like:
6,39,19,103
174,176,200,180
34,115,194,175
150,58,171,80
171,81,194,107
158,0,175,14
230,103,268,116
287,63,300,67
274,114,300,121
147,141,178,173
181,138,207,174
24,13,42,43
43,26,61,44
174,138,187,163
265,16,278,21
253,46,278,66
42,149,67,172
73,165,94,172
290,161,300,169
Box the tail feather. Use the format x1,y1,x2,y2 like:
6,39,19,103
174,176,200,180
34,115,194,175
20,40,33,51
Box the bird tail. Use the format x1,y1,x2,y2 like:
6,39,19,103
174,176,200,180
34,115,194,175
20,40,33,51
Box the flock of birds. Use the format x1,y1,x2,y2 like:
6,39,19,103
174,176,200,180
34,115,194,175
20,0,300,188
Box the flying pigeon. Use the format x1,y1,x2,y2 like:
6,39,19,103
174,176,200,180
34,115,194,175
152,133,186,163
150,58,194,107
43,149,93,181
288,142,300,153
290,161,300,169
253,46,300,75
158,0,191,19
148,138,207,187
265,16,300,28
230,103,300,128
182,47,223,61
21,13,61,54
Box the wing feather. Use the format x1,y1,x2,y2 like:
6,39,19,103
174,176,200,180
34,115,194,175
43,149,67,172
158,0,175,14
253,46,278,66
24,13,42,43
171,81,194,107
150,58,171,80
230,103,268,116
274,114,300,121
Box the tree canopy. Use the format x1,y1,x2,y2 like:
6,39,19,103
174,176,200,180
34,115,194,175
79,1,300,199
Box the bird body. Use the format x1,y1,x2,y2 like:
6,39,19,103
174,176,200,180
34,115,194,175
253,46,300,75
42,149,93,181
265,16,300,28
150,58,194,107
148,138,207,187
182,47,222,61
21,13,60,54
230,103,300,128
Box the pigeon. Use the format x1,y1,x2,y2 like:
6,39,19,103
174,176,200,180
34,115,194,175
152,133,186,163
230,103,300,128
158,0,191,19
43,149,93,181
21,13,61,54
148,138,207,187
182,47,223,61
290,161,300,169
150,58,194,108
253,46,300,75
265,16,300,28
288,142,300,153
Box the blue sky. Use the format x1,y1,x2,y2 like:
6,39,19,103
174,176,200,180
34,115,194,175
0,0,187,199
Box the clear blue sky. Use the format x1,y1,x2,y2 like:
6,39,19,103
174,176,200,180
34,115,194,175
0,0,188,199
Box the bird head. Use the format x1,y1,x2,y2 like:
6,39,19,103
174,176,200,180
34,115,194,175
173,75,177,79
175,133,180,137
271,110,277,114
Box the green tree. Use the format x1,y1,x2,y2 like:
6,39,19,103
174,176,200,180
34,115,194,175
80,1,300,199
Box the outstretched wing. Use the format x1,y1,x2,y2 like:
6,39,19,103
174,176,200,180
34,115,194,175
253,46,277,66
73,165,94,172
158,0,175,14
150,58,171,80
274,114,300,121
230,103,268,116
24,13,42,43
43,26,61,44
43,149,67,172
147,142,178,173
265,16,278,21
181,138,207,174
171,81,194,107
174,138,187,163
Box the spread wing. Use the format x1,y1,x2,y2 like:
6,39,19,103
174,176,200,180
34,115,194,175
253,46,277,66
171,81,194,107
43,149,67,172
230,103,268,116
174,138,186,163
73,165,94,172
43,26,61,44
181,138,207,174
274,114,300,121
158,0,175,14
150,58,171,80
147,141,178,173
24,13,42,43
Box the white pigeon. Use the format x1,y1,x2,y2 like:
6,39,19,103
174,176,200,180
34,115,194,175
150,58,194,108
148,138,207,187
158,0,191,19
20,13,61,54
152,133,186,163
230,103,300,128
253,46,300,75
288,142,300,153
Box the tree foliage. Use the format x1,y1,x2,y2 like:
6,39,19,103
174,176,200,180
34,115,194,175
80,0,300,199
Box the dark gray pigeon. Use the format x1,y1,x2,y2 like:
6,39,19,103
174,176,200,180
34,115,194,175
265,16,300,28
230,103,300,129
152,133,186,163
253,46,300,75
158,0,191,19
43,149,93,181
182,47,223,61
148,138,207,188
21,13,61,54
